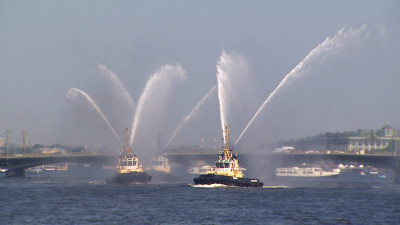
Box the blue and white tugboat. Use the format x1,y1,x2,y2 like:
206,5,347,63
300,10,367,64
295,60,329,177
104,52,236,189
193,125,263,187
106,128,152,184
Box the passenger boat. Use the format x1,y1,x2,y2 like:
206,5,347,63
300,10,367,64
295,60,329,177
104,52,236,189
193,125,263,187
106,128,152,184
275,163,340,178
25,166,43,174
44,164,56,171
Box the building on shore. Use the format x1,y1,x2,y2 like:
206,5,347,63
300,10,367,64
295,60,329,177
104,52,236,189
348,123,399,153
281,122,399,154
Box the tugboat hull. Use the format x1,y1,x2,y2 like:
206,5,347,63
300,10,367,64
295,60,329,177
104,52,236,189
146,169,187,184
106,172,152,184
193,174,263,188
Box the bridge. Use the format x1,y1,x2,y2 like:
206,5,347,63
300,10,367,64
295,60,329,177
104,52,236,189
0,153,117,177
165,151,400,183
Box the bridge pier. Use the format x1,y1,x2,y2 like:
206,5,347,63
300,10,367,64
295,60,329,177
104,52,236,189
5,168,25,177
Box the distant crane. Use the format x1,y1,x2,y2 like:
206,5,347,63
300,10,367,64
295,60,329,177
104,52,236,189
21,130,27,154
4,129,10,155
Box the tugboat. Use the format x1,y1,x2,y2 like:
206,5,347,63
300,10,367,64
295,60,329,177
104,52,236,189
148,154,171,173
193,125,263,187
106,128,152,184
146,154,186,183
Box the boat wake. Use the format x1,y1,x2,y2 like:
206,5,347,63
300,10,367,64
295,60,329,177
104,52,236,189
262,186,291,189
190,183,229,188
87,181,105,185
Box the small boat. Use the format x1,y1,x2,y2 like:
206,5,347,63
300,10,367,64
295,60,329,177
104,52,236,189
193,125,263,188
25,166,43,174
56,163,68,171
275,163,340,178
44,164,56,171
106,128,152,184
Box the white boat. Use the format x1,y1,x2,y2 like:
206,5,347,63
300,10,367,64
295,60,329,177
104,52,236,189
44,164,56,171
276,163,340,178
25,166,43,174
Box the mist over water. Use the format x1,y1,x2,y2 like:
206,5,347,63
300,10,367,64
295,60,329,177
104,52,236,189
165,85,217,149
235,25,370,146
66,88,122,146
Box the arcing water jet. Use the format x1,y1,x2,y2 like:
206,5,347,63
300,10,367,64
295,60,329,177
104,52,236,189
67,88,122,146
235,25,369,146
216,50,250,145
165,85,217,149
97,65,135,111
129,64,186,146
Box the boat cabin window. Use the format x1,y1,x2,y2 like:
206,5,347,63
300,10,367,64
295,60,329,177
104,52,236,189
215,162,232,168
153,161,163,166
123,158,137,166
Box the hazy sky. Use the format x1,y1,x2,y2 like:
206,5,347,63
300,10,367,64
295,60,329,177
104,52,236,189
0,1,399,154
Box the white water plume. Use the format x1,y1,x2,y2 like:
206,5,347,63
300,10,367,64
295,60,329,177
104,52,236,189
130,64,186,146
235,25,369,146
216,50,250,145
66,88,122,146
165,85,217,149
97,65,135,111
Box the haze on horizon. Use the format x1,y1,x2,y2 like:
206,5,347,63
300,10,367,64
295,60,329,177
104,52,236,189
0,1,399,155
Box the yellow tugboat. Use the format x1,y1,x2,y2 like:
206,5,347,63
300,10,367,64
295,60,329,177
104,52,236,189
106,128,152,184
149,155,171,173
146,154,186,183
193,125,263,187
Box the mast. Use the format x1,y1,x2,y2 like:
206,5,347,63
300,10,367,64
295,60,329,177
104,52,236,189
223,124,230,160
124,128,132,155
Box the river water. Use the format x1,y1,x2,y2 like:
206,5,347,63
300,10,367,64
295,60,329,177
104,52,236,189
0,165,399,224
